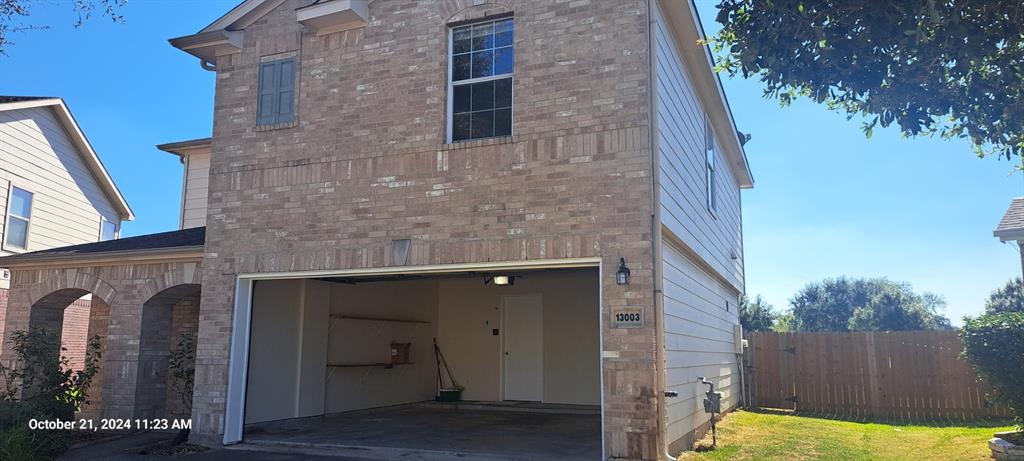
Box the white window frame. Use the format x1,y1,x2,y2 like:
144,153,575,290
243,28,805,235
3,185,33,252
446,16,515,144
99,217,119,241
705,117,717,217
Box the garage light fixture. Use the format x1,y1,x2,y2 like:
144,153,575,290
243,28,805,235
616,258,631,285
485,275,514,286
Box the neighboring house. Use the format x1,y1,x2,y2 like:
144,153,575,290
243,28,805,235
0,96,133,369
0,1,753,460
994,197,1024,277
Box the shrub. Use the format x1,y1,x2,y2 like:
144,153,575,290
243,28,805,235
0,328,102,459
960,312,1024,429
167,333,196,414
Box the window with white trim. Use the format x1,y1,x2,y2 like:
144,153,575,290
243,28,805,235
448,17,514,142
705,118,717,214
4,186,33,251
100,217,118,241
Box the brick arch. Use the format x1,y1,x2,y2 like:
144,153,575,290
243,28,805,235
135,282,202,419
29,271,118,308
137,262,202,304
438,0,516,24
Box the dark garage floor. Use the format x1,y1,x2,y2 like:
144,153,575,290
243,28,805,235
242,403,602,461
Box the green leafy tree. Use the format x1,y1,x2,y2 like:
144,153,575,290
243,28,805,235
849,287,933,331
789,277,879,332
986,278,1024,314
789,277,951,332
1,0,125,54
713,0,1024,160
772,311,795,333
739,294,777,332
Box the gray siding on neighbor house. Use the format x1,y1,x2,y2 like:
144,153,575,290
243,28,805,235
654,0,744,448
654,0,744,293
181,151,210,229
0,106,120,255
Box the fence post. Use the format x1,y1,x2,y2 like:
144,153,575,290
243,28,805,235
865,332,882,418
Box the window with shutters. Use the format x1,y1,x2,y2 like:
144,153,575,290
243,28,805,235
447,17,514,143
257,57,297,127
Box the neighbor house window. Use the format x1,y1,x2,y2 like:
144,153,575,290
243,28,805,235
99,218,118,241
705,119,717,214
257,57,297,126
448,17,514,142
4,186,33,251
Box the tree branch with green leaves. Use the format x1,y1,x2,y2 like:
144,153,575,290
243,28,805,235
713,0,1024,160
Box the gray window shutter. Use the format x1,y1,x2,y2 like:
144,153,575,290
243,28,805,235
277,58,296,124
257,61,279,126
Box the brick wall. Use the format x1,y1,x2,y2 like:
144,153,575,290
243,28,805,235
2,261,203,420
60,297,93,373
165,294,200,420
191,0,658,458
0,288,6,354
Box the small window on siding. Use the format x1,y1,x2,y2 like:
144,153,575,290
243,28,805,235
4,186,33,251
448,17,514,142
100,218,118,241
705,118,717,214
257,57,297,126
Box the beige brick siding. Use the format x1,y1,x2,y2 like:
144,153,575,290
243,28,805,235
191,0,659,458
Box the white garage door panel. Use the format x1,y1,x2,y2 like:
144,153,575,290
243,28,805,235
662,237,741,445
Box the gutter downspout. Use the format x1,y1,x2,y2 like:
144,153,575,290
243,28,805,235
646,1,676,460
201,59,217,72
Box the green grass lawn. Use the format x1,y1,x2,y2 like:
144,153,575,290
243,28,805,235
679,409,1015,461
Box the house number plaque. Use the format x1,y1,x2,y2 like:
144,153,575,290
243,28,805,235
612,308,644,329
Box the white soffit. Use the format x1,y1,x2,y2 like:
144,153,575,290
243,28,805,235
296,0,369,36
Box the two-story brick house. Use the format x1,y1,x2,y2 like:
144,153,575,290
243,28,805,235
0,1,752,459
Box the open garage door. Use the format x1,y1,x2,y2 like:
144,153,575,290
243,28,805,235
236,267,603,461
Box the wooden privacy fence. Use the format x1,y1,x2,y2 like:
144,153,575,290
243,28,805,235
744,331,1012,420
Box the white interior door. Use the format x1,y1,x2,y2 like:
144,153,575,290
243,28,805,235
502,294,544,402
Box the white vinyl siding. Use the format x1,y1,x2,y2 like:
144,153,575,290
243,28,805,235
654,0,744,293
0,106,120,256
662,239,740,446
181,151,210,229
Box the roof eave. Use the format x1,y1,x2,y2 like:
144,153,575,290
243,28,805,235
156,138,213,157
0,98,135,221
661,0,754,189
169,29,244,62
994,229,1024,242
0,246,205,269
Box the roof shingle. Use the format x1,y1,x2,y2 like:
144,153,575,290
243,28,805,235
0,227,204,265
995,198,1024,241
0,96,55,104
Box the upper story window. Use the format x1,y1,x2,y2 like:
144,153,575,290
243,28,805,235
448,17,514,142
257,57,297,127
4,186,33,251
705,118,717,215
100,218,118,241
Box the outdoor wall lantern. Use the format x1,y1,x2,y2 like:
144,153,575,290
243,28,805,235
616,258,631,285
485,275,514,286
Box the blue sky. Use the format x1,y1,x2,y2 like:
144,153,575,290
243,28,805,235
1,1,1019,323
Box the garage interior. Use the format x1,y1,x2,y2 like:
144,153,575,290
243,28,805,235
240,268,602,460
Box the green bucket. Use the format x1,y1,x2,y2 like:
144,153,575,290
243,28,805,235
437,388,462,402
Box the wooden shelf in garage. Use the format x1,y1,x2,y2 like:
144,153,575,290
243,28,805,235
326,362,415,369
330,314,432,324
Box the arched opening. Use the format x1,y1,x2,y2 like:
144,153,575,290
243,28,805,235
26,288,110,418
135,283,201,419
